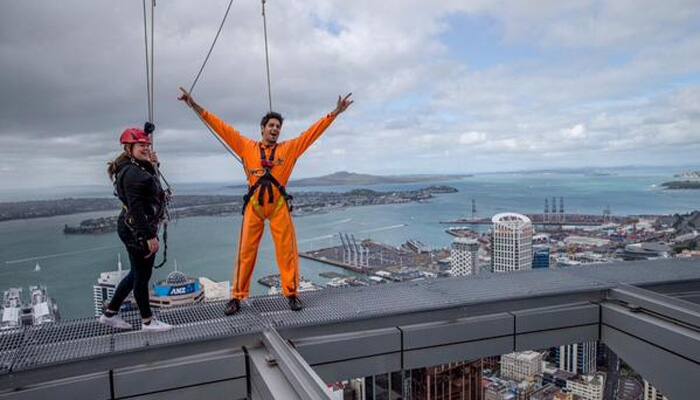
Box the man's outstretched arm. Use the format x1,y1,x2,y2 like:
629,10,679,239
178,87,253,157
292,93,353,156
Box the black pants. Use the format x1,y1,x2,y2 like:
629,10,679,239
108,218,155,319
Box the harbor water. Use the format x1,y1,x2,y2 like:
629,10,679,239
1,167,699,319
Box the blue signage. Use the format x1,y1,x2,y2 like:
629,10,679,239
153,282,200,297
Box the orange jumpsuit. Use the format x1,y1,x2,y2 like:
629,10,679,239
201,109,338,299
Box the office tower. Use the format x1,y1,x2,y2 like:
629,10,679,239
491,213,533,273
412,361,482,400
532,245,551,269
555,341,597,375
451,237,480,276
643,379,668,400
93,254,132,317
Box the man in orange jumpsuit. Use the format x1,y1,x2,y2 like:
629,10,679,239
179,88,353,314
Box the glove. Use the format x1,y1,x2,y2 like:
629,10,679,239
144,122,156,134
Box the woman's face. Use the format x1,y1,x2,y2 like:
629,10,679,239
130,143,152,162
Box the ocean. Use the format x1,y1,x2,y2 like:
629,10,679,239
1,167,699,320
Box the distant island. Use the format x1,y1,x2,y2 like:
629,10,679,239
62,185,458,234
228,171,472,188
661,181,700,190
673,171,700,180
0,195,240,223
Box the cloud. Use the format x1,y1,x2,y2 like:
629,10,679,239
459,131,487,145
1,0,699,191
563,124,586,139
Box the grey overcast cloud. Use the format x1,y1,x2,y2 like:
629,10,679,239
1,0,699,190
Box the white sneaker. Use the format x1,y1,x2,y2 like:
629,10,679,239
141,319,173,332
99,314,132,330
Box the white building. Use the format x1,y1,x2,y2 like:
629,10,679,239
149,270,204,310
491,213,533,273
198,277,231,302
93,255,131,317
500,351,542,382
566,373,605,400
644,379,668,400
450,237,480,276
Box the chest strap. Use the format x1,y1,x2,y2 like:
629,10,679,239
241,145,293,215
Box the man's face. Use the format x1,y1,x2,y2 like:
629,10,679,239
261,118,282,145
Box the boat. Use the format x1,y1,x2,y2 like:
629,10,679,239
1,288,22,330
29,285,58,325
1,286,59,329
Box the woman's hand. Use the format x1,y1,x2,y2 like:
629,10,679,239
145,237,160,258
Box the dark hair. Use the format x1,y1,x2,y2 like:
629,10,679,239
260,111,283,127
107,147,132,181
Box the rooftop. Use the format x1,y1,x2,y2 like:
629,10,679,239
1,258,698,399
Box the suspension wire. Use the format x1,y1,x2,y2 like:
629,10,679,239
183,0,246,170
142,0,152,123
139,0,170,269
261,0,273,111
188,0,235,95
150,0,155,124
189,107,247,174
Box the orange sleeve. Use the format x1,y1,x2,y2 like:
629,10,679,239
288,113,338,158
201,109,255,157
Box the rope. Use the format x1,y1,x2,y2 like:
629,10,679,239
184,0,246,170
188,0,235,95
188,106,247,173
261,0,273,111
150,0,155,123
142,0,152,123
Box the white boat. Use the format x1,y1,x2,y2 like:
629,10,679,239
1,288,22,330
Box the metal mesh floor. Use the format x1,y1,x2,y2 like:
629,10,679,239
1,259,698,375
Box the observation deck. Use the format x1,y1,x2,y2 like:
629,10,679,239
1,258,699,399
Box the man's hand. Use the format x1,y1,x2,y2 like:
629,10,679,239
145,237,160,259
331,93,353,117
178,87,204,114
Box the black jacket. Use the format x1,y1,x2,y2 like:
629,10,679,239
114,159,164,241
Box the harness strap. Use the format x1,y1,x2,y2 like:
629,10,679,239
241,144,293,215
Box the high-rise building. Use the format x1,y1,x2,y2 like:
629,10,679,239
532,245,550,269
363,371,403,400
500,351,542,382
491,213,533,273
643,379,668,400
451,237,480,276
93,254,133,317
555,342,597,375
565,373,605,400
411,360,482,400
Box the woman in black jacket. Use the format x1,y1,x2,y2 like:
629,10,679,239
99,126,172,332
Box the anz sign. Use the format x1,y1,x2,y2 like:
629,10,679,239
169,283,196,296
153,282,200,297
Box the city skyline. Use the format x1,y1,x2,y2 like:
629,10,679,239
1,1,700,189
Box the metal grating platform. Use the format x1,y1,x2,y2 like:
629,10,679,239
0,259,699,377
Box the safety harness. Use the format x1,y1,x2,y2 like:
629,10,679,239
241,144,293,216
114,158,170,268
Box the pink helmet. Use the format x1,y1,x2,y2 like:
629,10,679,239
119,128,152,145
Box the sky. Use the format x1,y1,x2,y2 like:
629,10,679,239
1,0,699,190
